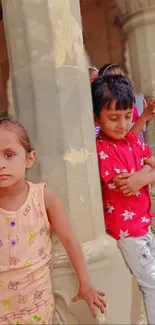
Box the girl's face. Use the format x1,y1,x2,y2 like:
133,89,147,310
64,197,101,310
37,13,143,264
0,128,35,188
89,70,98,83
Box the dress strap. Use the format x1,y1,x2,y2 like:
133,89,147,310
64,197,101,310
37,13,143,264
28,182,50,229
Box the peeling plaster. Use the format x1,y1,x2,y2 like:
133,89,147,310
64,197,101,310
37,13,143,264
63,147,93,165
49,0,84,69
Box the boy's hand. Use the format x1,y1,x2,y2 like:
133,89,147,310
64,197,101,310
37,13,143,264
114,172,147,196
72,283,106,319
142,98,155,122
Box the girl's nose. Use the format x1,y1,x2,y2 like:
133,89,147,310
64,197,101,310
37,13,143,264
0,161,6,170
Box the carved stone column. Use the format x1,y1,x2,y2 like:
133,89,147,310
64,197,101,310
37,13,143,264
7,74,14,117
2,0,141,324
116,0,155,149
116,0,155,216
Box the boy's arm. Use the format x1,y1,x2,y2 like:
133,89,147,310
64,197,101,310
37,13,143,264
143,156,155,185
114,164,152,196
114,132,153,196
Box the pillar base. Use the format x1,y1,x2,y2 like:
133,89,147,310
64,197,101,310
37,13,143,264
52,234,142,324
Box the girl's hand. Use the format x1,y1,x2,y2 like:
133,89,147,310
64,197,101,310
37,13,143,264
142,98,155,122
44,188,106,319
72,283,106,319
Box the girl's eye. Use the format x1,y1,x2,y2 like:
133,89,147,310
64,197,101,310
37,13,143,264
126,115,132,119
5,152,14,158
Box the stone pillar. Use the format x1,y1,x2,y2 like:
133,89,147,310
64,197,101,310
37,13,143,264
2,0,141,324
7,74,14,117
116,0,155,214
116,0,155,151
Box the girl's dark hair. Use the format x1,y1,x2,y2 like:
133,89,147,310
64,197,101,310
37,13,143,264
0,117,34,153
98,63,125,77
91,74,135,118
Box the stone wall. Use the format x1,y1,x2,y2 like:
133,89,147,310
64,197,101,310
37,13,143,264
80,0,125,68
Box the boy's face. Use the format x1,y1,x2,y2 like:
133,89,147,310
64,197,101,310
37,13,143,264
95,100,133,140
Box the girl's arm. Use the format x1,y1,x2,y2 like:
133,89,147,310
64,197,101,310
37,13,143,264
143,156,155,185
44,187,106,318
130,114,147,135
130,98,155,135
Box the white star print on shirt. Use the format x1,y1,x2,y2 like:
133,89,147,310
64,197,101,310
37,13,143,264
114,166,121,174
104,170,110,177
119,230,130,239
106,203,115,214
99,151,109,160
144,156,149,161
140,158,144,166
108,183,116,190
142,142,145,151
131,168,135,174
135,191,141,197
141,216,150,223
121,210,135,221
137,138,141,146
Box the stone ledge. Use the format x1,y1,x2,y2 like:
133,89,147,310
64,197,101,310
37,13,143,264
53,234,117,269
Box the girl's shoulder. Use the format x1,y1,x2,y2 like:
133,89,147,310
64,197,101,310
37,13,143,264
27,181,46,209
27,181,50,225
27,181,46,194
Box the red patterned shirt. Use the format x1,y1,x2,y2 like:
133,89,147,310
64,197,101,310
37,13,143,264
96,131,152,240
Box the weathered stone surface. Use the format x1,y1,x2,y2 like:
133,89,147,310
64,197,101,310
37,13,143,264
2,0,141,323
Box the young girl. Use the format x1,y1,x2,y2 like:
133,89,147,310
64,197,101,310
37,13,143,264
0,118,106,324
91,74,155,324
97,63,155,138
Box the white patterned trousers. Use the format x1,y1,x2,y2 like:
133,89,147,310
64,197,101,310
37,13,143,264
118,229,155,324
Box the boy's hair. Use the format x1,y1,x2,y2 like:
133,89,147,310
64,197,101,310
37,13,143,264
98,63,125,77
0,117,34,153
91,75,135,118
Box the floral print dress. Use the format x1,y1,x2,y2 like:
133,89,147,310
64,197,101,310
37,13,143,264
0,182,54,324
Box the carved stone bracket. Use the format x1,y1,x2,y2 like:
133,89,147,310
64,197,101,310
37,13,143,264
116,0,155,24
53,234,116,269
52,234,110,324
53,289,107,324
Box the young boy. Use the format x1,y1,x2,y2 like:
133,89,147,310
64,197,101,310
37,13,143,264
91,74,155,325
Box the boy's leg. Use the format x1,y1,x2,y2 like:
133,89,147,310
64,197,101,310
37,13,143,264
118,231,155,325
